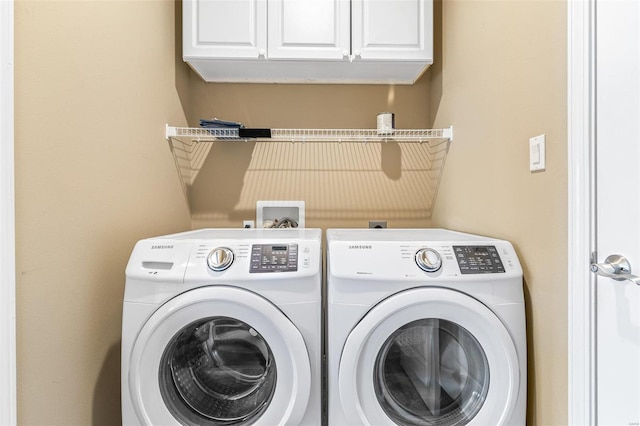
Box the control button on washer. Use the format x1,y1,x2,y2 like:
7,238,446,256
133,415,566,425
207,247,234,272
415,248,443,273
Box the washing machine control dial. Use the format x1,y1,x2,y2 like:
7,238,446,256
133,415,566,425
207,247,234,272
415,248,442,273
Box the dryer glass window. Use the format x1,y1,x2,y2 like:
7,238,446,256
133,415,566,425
159,317,277,425
374,318,489,426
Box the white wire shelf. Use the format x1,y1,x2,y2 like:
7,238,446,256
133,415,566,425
165,124,453,215
166,124,453,143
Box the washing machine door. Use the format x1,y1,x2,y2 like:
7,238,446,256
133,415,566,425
339,287,520,426
128,286,311,426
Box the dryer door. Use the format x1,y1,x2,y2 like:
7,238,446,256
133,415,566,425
128,286,311,426
339,287,520,426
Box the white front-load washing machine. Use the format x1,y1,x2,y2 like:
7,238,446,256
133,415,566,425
122,228,322,426
327,229,526,426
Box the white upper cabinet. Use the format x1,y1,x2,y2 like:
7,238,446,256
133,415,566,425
351,0,432,61
183,0,267,59
268,0,350,60
183,0,433,84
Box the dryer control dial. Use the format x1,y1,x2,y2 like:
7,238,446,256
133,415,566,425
415,248,442,273
207,247,234,272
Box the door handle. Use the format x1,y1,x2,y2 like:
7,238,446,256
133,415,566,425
590,254,640,286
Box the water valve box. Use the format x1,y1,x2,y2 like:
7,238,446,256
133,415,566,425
257,201,305,228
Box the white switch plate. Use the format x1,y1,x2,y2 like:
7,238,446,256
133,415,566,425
529,134,546,172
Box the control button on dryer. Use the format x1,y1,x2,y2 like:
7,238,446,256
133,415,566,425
207,247,234,272
415,248,443,273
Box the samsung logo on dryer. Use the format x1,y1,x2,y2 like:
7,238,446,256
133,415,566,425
348,245,372,250
151,245,174,250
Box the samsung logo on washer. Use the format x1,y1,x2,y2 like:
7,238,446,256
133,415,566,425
151,245,174,250
348,245,372,250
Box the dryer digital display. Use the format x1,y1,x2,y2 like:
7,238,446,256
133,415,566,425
250,244,298,273
453,245,505,274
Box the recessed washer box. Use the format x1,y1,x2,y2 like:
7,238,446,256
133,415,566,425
257,201,305,228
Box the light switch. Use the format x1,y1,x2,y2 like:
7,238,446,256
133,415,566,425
529,134,546,172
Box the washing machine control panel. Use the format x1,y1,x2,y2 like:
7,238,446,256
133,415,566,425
207,247,235,272
453,245,505,274
250,244,298,273
415,248,443,273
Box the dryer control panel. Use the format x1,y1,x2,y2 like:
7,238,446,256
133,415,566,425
453,245,505,274
327,229,522,282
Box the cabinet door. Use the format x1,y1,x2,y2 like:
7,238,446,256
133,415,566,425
351,0,432,61
183,0,267,59
268,0,350,60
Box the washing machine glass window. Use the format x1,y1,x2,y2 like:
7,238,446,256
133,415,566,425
374,318,489,426
159,316,277,426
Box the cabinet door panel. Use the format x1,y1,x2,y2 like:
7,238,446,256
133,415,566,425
352,0,432,61
268,0,350,60
184,0,267,59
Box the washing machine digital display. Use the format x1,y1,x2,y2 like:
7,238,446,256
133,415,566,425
453,245,505,274
250,244,298,273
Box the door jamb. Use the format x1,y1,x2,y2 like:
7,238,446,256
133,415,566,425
0,0,16,424
568,0,597,424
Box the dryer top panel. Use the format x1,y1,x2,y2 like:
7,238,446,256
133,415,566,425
326,228,522,282
327,228,497,243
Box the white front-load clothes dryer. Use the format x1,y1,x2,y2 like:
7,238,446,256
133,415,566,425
327,229,527,426
122,228,322,426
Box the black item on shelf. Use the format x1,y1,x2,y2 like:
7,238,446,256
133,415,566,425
239,128,272,138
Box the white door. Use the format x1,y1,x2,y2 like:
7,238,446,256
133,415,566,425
183,0,267,59
590,0,640,423
351,0,432,61
267,0,350,60
128,287,311,425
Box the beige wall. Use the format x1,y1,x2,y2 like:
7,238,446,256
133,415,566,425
430,0,568,424
15,1,190,424
186,74,436,229
15,0,567,424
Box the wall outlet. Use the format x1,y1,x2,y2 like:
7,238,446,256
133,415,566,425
369,221,388,229
243,220,255,228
